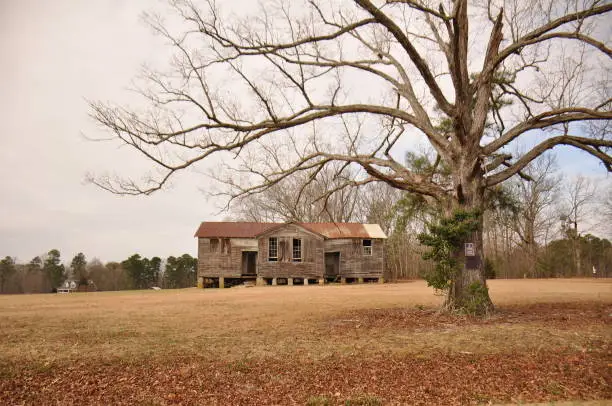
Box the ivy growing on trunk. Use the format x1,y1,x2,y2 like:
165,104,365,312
418,210,481,292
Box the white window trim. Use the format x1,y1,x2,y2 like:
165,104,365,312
268,237,278,262
363,239,373,256
292,238,302,262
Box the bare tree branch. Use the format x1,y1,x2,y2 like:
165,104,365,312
355,0,454,115
486,136,612,186
480,2,612,81
483,107,612,155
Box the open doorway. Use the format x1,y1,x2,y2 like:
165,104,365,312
325,252,340,279
241,251,257,276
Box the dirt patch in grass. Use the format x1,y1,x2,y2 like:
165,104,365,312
1,350,609,405
322,302,611,357
327,302,612,331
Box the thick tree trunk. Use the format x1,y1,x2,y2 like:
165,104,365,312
444,169,494,315
444,217,494,314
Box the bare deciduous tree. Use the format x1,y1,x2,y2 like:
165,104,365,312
232,162,370,222
595,178,612,237
510,153,560,277
560,175,596,275
89,0,612,313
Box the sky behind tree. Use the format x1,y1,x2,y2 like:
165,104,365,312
1,0,609,263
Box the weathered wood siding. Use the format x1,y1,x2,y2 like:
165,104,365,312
197,233,384,279
324,238,384,278
198,237,257,278
257,226,325,279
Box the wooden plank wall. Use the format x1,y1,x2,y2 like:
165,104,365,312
324,238,384,278
198,238,257,278
198,234,384,279
257,227,325,279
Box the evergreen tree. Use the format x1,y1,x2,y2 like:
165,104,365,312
122,254,146,289
43,249,65,291
145,257,162,288
0,256,16,293
164,254,197,288
27,256,43,273
70,252,88,285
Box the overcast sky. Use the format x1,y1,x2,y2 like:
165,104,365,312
1,1,609,264
0,0,220,263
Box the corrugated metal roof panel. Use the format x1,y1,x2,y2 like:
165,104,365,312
300,223,387,239
362,224,388,239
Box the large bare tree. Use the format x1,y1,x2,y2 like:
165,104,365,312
90,0,611,313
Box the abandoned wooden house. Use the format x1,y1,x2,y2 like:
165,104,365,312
195,222,387,288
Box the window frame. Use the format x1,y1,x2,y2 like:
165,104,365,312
292,238,302,262
362,239,373,256
221,238,231,255
268,237,278,262
210,238,219,253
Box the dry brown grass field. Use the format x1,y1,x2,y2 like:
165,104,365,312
1,279,610,405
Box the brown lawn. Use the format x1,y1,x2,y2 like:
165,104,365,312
0,279,610,405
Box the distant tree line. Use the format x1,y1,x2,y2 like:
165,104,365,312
2,156,609,294
0,251,197,294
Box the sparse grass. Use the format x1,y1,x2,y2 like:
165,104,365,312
545,381,566,396
306,395,333,406
227,358,252,373
0,279,610,404
344,394,383,405
1,279,609,366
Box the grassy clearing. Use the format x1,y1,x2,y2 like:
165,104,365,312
0,279,610,405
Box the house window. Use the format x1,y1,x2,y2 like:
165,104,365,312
293,238,302,262
363,239,372,256
210,238,219,253
221,238,231,254
268,238,278,262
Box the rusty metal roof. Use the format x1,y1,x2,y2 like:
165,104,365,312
194,222,281,238
253,222,326,239
195,222,387,239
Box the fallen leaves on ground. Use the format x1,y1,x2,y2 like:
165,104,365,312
1,302,610,405
1,350,609,405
